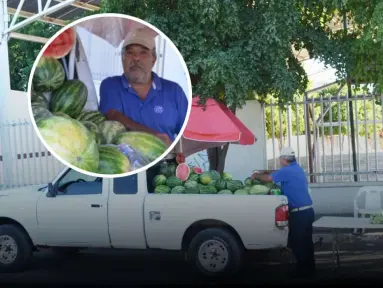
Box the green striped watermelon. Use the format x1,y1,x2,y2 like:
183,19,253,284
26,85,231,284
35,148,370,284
215,179,227,190
97,145,131,174
53,111,71,119
99,120,126,144
221,172,232,181
113,131,167,162
32,105,52,122
188,174,199,182
76,110,106,125
218,189,233,194
171,186,185,194
33,56,65,92
185,187,200,194
234,189,249,195
208,180,217,187
209,170,221,180
166,176,183,188
184,180,198,189
153,174,167,187
244,177,253,186
31,91,49,109
154,185,170,194
37,116,99,172
199,172,213,185
82,121,101,144
50,80,88,119
158,162,169,175
226,180,244,192
199,185,217,194
166,163,177,177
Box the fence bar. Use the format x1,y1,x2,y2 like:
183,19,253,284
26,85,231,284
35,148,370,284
337,93,344,181
270,101,276,170
328,94,335,181
363,94,369,181
372,98,378,181
295,101,300,163
320,94,326,183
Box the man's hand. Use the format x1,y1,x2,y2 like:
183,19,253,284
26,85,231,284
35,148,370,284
155,133,172,147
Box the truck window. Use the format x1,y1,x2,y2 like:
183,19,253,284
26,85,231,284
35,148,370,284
113,174,138,194
56,169,102,196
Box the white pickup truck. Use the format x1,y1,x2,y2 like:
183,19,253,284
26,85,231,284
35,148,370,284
0,163,289,277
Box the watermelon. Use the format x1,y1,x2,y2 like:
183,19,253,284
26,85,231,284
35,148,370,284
113,131,167,162
99,120,126,144
32,56,65,92
43,27,75,59
226,180,244,192
234,189,249,195
50,80,88,119
97,145,131,174
244,177,253,186
193,167,203,174
32,105,52,122
208,180,217,187
171,186,185,194
185,187,200,194
76,111,106,126
37,116,99,172
31,91,49,109
199,172,213,185
215,179,226,190
82,121,101,144
154,185,170,194
218,189,233,195
153,174,167,187
269,188,282,195
166,176,183,188
244,186,252,192
221,172,232,181
53,111,71,119
188,174,199,182
209,170,221,180
252,179,261,185
199,185,217,194
158,161,168,175
184,180,198,189
167,163,177,177
249,185,270,195
176,163,190,181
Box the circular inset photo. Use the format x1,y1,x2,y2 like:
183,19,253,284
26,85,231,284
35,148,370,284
28,13,192,177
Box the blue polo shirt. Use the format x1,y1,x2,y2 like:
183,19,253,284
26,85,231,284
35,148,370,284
271,162,313,209
99,72,188,141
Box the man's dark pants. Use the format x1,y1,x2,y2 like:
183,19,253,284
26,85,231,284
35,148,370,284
288,207,316,275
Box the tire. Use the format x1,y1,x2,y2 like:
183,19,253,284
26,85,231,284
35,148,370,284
0,224,33,273
187,228,244,278
52,247,81,256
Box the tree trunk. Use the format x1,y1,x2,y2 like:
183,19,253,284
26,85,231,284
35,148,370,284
207,105,236,173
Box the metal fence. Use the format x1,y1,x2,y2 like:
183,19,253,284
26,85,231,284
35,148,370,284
0,119,65,191
263,82,383,183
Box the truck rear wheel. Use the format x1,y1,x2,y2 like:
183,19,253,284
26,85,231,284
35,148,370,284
187,228,244,278
0,224,33,273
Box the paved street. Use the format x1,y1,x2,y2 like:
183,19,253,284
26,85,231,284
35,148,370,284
1,235,383,285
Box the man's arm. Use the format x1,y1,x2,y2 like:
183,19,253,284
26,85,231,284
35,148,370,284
251,173,273,183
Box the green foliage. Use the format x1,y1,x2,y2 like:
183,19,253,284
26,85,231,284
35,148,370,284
8,16,61,91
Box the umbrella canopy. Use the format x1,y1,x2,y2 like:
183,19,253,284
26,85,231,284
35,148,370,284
76,15,158,48
176,96,256,157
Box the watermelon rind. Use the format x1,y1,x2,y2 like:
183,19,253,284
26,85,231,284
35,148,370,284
154,185,170,194
113,131,167,162
97,145,131,174
37,116,99,172
50,79,88,119
99,120,126,144
33,56,65,92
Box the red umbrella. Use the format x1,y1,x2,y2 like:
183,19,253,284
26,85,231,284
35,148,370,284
176,96,257,157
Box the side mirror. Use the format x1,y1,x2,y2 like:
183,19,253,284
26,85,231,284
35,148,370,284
46,182,57,198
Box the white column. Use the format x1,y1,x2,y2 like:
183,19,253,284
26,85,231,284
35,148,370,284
0,0,12,188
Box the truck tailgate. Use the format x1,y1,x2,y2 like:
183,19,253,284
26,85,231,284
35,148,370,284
143,194,289,250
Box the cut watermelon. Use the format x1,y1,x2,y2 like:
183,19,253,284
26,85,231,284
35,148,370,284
176,163,190,181
193,167,203,175
43,27,76,59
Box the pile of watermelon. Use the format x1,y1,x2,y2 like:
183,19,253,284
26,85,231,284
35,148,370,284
153,162,282,195
31,56,167,174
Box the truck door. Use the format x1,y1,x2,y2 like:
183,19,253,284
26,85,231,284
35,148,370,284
36,168,110,247
107,174,147,249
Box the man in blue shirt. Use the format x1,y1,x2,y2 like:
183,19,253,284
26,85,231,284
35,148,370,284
251,147,316,278
99,28,188,146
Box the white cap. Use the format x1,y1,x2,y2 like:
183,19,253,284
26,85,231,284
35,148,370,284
280,147,295,157
122,28,156,51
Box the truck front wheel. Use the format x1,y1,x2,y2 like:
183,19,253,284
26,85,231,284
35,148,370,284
187,228,244,278
0,224,33,273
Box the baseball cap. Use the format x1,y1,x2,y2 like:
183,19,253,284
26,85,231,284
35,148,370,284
280,147,295,157
122,28,156,51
